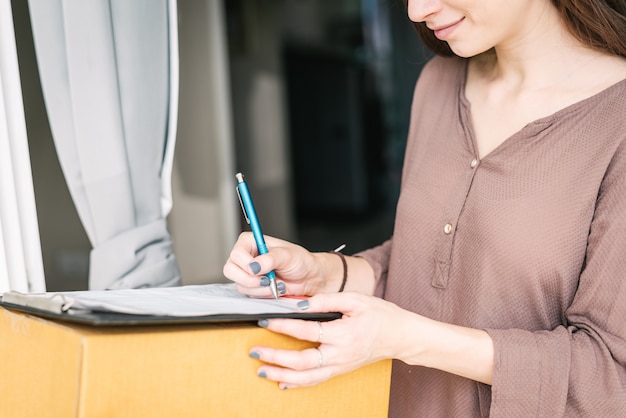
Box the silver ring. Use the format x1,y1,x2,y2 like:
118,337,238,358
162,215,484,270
316,321,324,343
315,347,324,368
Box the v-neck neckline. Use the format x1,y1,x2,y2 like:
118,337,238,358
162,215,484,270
457,59,626,161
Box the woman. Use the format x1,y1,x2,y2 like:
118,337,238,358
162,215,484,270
223,0,626,416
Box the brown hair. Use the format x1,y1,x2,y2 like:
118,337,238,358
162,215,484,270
403,0,626,58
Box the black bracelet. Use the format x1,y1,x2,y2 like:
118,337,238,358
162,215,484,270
329,250,348,292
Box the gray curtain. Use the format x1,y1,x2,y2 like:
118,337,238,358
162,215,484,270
28,0,181,289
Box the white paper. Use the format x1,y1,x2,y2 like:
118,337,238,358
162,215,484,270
2,283,302,317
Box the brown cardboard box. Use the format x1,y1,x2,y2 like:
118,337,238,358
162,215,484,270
0,307,391,418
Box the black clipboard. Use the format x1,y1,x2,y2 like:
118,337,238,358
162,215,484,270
0,300,341,327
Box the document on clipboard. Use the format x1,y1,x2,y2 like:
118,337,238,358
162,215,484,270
0,283,340,326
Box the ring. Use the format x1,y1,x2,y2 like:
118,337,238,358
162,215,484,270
315,347,324,368
316,321,324,343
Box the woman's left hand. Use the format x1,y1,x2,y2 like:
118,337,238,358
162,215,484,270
249,292,414,389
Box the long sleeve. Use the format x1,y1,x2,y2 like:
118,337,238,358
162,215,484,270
355,239,392,298
486,138,626,416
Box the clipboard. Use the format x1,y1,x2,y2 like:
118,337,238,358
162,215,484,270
0,283,341,327
0,300,341,326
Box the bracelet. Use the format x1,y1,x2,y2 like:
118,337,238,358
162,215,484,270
328,248,348,292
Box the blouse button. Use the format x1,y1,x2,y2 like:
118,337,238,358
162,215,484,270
443,223,453,234
470,158,478,168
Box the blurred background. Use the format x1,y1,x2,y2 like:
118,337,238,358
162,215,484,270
11,0,432,291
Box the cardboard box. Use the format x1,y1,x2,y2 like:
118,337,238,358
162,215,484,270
0,307,391,418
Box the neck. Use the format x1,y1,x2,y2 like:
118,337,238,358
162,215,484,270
473,3,604,91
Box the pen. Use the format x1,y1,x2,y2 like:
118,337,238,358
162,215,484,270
235,173,279,299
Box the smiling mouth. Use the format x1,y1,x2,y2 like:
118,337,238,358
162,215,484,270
430,17,464,40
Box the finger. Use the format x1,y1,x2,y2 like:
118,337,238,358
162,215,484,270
223,261,280,293
230,232,261,261
227,249,281,283
222,260,265,289
251,346,328,371
227,232,287,276
259,318,332,343
235,280,287,298
223,235,263,285
258,363,333,389
229,233,293,275
224,235,286,290
246,246,293,279
252,346,337,389
296,292,363,315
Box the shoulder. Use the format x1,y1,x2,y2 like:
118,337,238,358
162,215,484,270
422,55,466,73
412,56,466,105
585,77,626,131
587,55,626,127
409,55,466,115
417,55,466,88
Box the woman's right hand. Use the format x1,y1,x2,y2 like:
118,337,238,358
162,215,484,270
223,232,342,298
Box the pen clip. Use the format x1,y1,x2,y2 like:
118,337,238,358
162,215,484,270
236,186,250,224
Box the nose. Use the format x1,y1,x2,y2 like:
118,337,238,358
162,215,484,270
407,0,442,22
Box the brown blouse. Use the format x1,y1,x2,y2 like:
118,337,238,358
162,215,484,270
357,56,626,417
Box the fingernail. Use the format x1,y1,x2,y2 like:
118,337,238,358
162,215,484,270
260,277,270,287
258,319,269,328
297,300,310,310
277,282,286,293
279,384,288,390
249,261,261,274
249,351,260,359
258,371,267,378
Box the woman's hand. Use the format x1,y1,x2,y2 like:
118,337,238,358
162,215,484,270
248,291,495,388
223,232,338,298
248,292,414,389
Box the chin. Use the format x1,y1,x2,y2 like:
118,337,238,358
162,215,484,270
447,42,492,59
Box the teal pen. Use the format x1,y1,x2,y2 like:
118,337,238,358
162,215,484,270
235,173,279,299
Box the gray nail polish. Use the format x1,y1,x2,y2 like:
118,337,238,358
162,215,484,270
249,261,261,274
277,282,286,292
258,371,267,378
258,319,269,328
260,277,270,287
297,300,310,310
249,351,260,359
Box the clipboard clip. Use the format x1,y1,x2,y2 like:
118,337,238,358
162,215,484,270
236,186,250,225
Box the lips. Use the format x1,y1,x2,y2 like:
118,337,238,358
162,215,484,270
430,17,464,40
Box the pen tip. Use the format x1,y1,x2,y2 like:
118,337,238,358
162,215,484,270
235,173,244,183
270,281,279,299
